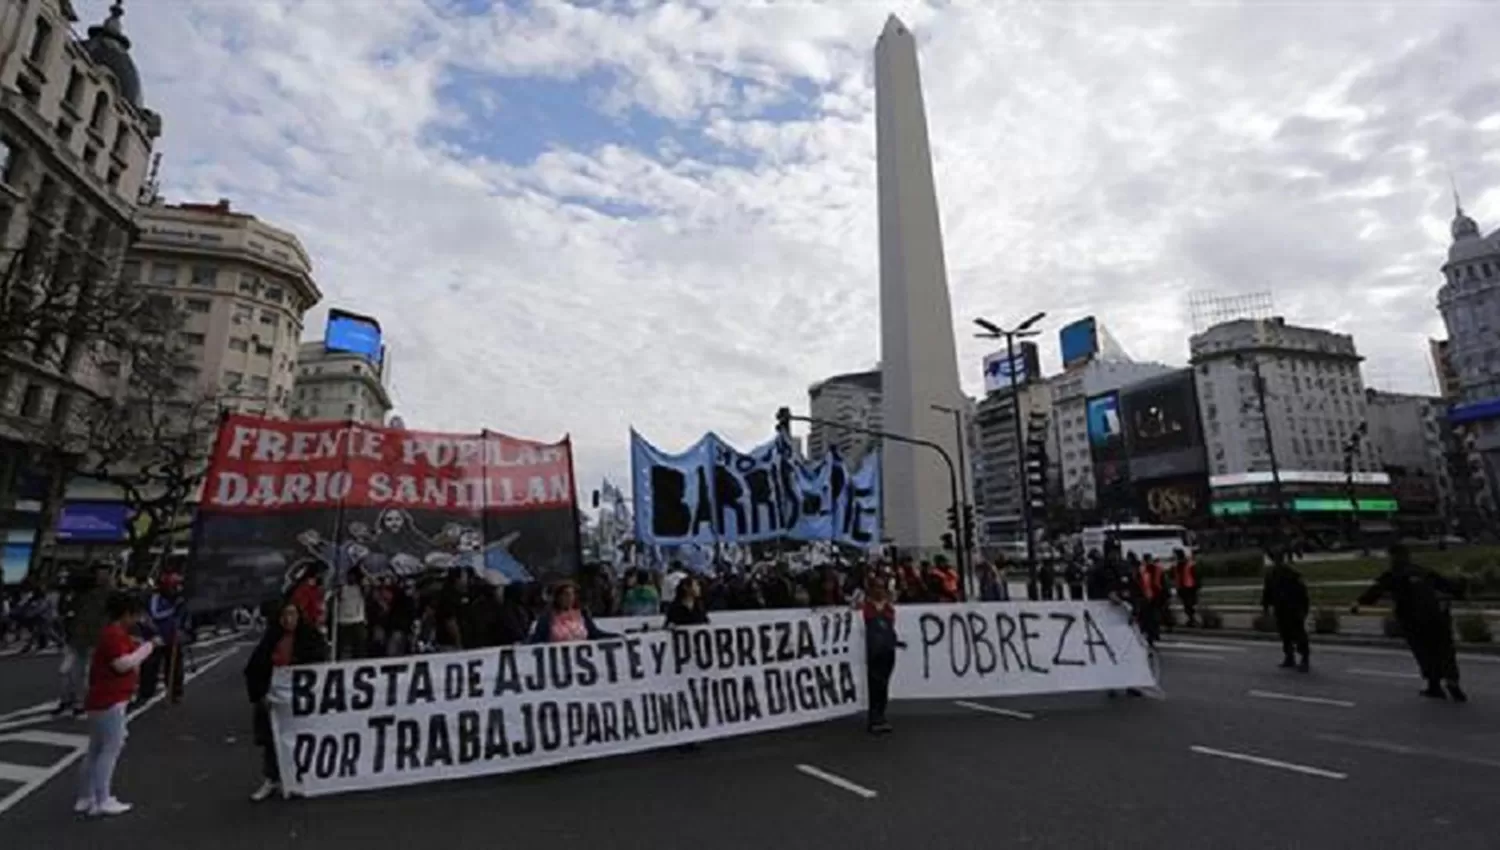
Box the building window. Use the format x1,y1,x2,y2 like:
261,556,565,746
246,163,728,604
150,264,179,286
345,403,357,417
20,383,43,418
119,261,140,283
231,304,253,324
223,371,243,391
184,298,211,314
238,274,259,294
228,338,248,352
27,17,52,65
190,265,217,287
249,375,269,394
254,342,273,356
89,92,110,133
63,68,84,109
181,332,205,346
35,176,60,220
263,285,283,303
258,311,275,326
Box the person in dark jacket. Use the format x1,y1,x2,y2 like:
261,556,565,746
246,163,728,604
1261,551,1310,672
664,577,710,627
491,584,532,646
861,583,904,734
244,602,327,802
1352,544,1467,701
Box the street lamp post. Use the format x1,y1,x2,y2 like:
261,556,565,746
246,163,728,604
974,312,1046,582
931,403,970,585
1241,354,1287,547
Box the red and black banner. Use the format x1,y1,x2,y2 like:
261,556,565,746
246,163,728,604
187,414,580,613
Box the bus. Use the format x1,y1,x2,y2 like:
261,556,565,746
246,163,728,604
1077,523,1191,562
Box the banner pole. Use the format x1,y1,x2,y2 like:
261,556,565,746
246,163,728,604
328,418,354,659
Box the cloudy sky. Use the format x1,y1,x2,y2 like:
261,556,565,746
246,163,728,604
84,0,1500,491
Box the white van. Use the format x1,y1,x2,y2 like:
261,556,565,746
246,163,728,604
1078,524,1191,562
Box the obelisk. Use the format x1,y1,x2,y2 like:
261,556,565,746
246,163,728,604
875,15,968,553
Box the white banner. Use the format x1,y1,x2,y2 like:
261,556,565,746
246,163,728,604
891,601,1155,699
268,609,866,796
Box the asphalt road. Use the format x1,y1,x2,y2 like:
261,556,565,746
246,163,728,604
2,633,1498,849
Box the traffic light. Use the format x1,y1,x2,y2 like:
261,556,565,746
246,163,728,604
946,504,959,534
775,406,791,434
941,532,955,551
1025,410,1050,515
962,503,976,549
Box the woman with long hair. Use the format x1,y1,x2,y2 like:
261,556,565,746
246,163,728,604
528,581,616,644
244,602,327,802
664,576,709,628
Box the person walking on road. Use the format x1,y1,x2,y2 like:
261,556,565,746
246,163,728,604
860,583,904,734
74,593,158,817
1133,555,1167,648
244,602,328,802
1352,544,1468,702
1261,551,1310,672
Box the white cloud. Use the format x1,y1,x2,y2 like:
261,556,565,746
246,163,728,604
77,0,1500,491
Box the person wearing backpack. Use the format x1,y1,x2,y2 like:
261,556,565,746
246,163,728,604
1352,544,1467,702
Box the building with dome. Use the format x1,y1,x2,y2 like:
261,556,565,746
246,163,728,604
1437,196,1500,517
0,0,162,579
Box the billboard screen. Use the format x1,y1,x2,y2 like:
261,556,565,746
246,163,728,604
1122,370,1201,457
1059,317,1099,369
326,309,383,363
1086,392,1123,449
982,341,1040,394
1134,475,1209,525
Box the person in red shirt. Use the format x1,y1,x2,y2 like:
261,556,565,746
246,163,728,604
288,571,325,631
75,592,156,817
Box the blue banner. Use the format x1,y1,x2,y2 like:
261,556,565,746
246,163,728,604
629,430,880,547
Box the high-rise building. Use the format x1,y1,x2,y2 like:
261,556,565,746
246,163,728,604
291,338,392,425
807,369,881,466
1050,359,1177,510
1437,199,1500,516
0,1,160,519
1366,389,1453,531
1190,317,1391,523
975,380,1052,543
125,199,321,418
874,16,968,551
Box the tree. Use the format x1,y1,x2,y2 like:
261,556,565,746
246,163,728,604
72,303,223,576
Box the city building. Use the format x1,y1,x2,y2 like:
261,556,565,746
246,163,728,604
1189,317,1390,529
975,379,1052,543
806,369,881,467
291,338,392,425
1365,389,1453,532
874,16,969,552
1430,338,1461,401
1050,359,1177,511
0,1,161,580
1437,199,1500,517
124,199,321,418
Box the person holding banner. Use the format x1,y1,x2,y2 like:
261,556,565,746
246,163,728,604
861,584,904,735
244,602,328,802
528,581,617,644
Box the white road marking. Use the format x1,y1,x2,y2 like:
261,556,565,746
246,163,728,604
1189,745,1348,780
1346,668,1419,680
0,644,241,818
953,700,1035,720
1186,636,1500,664
1157,641,1247,653
1315,734,1500,770
1158,649,1225,660
2,730,88,748
0,702,55,723
0,762,46,783
1247,689,1355,708
795,763,879,799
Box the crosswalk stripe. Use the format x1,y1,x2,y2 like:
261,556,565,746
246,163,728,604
0,730,89,748
0,762,47,783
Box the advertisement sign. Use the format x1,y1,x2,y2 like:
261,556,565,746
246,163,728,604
326,309,384,364
1134,476,1209,525
1122,370,1200,457
270,609,865,797
189,414,581,614
629,431,880,549
1059,317,1100,369
982,341,1040,394
1086,393,1123,449
55,502,131,542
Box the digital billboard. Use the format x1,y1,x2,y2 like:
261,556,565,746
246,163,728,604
1122,370,1201,457
1059,317,1100,369
325,309,383,364
982,341,1041,394
1086,392,1122,449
